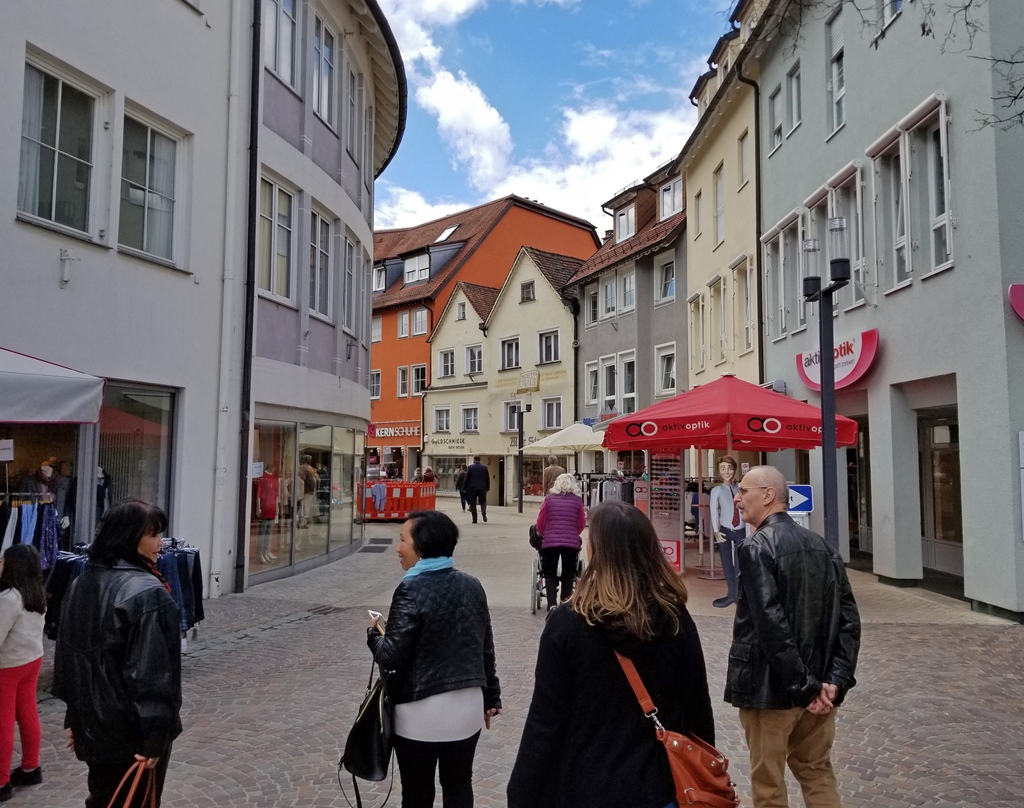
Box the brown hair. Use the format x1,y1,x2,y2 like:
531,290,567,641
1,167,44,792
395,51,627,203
717,455,738,473
571,501,688,641
0,544,46,614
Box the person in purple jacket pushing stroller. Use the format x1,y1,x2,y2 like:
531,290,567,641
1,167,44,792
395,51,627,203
535,473,586,612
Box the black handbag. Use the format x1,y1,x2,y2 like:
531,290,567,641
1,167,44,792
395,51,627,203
529,524,543,550
338,660,394,807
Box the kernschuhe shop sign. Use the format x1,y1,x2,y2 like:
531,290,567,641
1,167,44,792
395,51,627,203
796,329,879,392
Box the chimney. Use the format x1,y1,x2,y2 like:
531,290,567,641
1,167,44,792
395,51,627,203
604,229,614,243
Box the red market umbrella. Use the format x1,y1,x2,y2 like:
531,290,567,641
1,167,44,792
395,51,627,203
602,374,858,453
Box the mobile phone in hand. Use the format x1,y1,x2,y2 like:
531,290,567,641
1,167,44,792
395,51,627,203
368,610,386,635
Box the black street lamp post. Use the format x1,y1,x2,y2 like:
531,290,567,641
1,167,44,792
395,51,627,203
517,402,532,514
803,218,850,551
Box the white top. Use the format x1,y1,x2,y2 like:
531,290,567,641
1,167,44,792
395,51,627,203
394,687,484,742
710,483,744,534
0,589,45,669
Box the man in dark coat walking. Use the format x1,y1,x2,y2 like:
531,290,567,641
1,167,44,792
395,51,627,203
727,465,860,808
463,456,490,523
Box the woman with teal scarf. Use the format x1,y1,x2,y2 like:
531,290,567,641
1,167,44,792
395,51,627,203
367,510,501,808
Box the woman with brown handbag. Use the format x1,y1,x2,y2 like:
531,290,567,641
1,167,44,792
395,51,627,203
507,500,715,808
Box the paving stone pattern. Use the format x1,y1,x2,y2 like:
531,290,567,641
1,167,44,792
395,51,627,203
17,501,1024,807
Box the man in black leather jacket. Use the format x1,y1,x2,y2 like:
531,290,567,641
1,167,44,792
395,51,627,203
725,466,860,808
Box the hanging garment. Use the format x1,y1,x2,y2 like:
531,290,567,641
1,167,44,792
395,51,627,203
44,552,89,640
1,506,17,554
19,503,38,546
156,551,188,632
32,503,59,571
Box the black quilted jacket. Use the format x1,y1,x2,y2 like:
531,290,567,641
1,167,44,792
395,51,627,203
367,568,501,710
724,512,861,710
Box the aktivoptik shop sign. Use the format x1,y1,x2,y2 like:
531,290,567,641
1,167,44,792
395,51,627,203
796,329,879,392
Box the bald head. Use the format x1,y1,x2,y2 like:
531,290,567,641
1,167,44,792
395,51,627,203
735,465,790,528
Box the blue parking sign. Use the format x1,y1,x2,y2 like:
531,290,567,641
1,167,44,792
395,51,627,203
788,485,814,512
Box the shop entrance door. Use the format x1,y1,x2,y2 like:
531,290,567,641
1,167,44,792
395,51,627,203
918,410,964,577
847,418,872,553
497,457,505,507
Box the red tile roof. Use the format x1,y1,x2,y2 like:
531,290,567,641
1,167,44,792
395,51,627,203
460,282,501,321
373,195,595,311
565,210,685,288
522,247,585,295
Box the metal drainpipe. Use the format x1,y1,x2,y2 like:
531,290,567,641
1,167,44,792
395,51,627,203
736,59,765,386
233,0,262,593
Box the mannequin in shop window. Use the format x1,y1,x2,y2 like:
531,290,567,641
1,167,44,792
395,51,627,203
297,455,319,532
254,466,280,564
710,455,746,609
95,468,111,520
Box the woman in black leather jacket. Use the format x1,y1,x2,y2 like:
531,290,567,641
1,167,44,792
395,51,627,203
367,510,501,808
53,499,182,807
508,500,715,808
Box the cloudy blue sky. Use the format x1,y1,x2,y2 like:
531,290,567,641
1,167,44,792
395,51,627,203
375,0,736,231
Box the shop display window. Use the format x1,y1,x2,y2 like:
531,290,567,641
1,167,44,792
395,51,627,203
331,427,356,551
430,456,466,493
250,419,296,571
297,423,331,561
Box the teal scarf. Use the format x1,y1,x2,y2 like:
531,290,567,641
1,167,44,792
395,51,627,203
403,556,454,579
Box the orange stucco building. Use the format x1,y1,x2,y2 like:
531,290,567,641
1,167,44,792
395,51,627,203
369,195,599,479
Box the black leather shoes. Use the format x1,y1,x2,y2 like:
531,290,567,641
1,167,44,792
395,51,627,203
10,767,42,787
712,597,736,608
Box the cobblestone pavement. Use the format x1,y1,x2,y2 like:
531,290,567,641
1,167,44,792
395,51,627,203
17,500,1024,807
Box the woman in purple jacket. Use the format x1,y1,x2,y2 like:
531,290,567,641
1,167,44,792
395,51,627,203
535,473,586,611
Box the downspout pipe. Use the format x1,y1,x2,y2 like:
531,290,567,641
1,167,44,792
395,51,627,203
233,0,262,593
736,60,765,385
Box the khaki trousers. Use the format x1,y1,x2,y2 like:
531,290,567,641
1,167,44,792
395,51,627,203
738,707,842,808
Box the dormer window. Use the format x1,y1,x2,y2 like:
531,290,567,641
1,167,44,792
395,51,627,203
373,266,386,291
661,177,683,220
435,225,458,242
698,91,708,117
403,253,429,283
615,206,635,243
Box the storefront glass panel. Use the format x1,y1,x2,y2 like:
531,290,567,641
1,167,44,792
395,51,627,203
522,455,570,496
298,423,331,561
919,412,963,576
250,419,296,571
431,456,465,493
331,427,355,551
354,431,366,534
3,422,77,544
98,384,174,517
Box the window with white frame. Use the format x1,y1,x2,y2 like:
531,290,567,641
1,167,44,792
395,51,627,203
804,199,829,319
313,16,335,124
373,265,386,291
435,407,451,433
542,397,562,430
694,191,703,236
309,211,331,316
345,240,357,328
397,310,409,338
879,0,902,27
501,337,520,370
622,272,635,311
603,279,616,316
708,277,726,363
435,225,458,242
827,10,845,131
119,115,178,260
688,293,705,371
764,235,782,338
397,366,409,397
412,364,427,395
713,163,725,245
264,0,296,85
439,349,455,378
585,361,599,405
371,316,382,343
620,354,636,414
787,63,802,133
462,405,479,432
655,344,676,396
520,281,535,302
876,141,909,287
503,400,522,432
411,307,428,336
738,131,749,188
369,370,381,399
466,344,482,374
616,206,636,242
456,301,466,320
781,220,801,331
403,253,429,283
19,63,96,234
661,177,683,219
769,86,783,150
586,289,599,325
922,121,953,271
733,258,756,352
657,261,675,303
829,167,866,306
258,178,293,298
538,330,560,363
602,357,617,414
347,68,362,161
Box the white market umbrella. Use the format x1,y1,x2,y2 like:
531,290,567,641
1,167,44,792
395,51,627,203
524,421,604,453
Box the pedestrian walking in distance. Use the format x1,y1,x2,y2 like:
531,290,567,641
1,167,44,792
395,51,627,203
535,473,585,611
463,456,489,523
508,500,715,808
0,545,47,802
54,499,183,808
727,465,861,808
368,510,501,808
541,454,565,497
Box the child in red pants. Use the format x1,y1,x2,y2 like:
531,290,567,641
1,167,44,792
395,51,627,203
0,545,47,802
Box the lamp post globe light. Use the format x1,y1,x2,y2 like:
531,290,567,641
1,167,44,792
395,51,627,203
802,217,849,551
